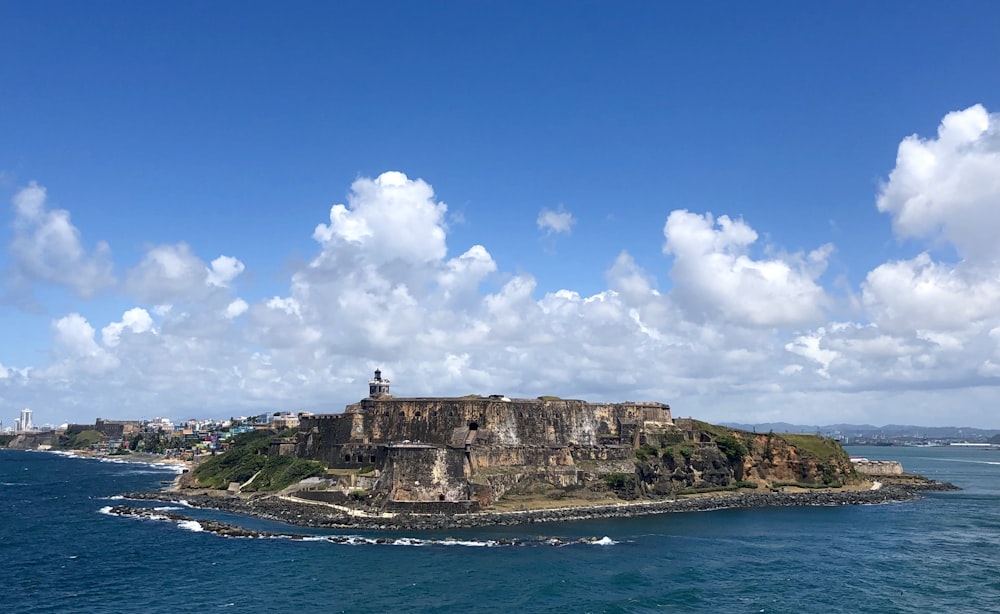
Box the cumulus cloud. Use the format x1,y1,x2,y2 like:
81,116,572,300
125,243,244,303
6,142,1000,427
877,104,1000,262
7,181,114,299
101,308,155,347
662,210,831,327
537,205,576,235
313,171,447,266
48,313,118,374
862,253,1000,334
206,256,245,287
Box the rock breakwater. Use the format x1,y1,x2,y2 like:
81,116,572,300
123,479,957,532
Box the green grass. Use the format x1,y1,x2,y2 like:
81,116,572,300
242,455,326,492
57,429,105,449
193,430,273,489
774,433,847,462
193,429,326,491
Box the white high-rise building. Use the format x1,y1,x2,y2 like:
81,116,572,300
19,408,33,432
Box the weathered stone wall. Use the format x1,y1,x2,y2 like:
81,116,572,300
377,446,471,502
348,398,670,447
852,460,904,476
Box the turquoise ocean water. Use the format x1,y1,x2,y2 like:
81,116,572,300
1,445,998,613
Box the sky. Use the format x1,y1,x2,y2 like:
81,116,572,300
2,1,1000,428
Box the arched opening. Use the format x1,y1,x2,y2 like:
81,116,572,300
415,411,421,418
468,422,479,431
438,493,445,502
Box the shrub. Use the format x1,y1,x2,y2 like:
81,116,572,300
635,444,659,462
603,472,636,490
714,434,748,464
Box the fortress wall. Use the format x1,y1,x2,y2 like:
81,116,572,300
470,445,576,469
348,398,670,447
853,460,904,476
380,447,470,502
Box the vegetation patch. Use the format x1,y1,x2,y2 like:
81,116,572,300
194,430,326,491
714,434,748,464
193,430,271,488
634,444,659,461
774,433,847,462
57,429,105,450
603,472,636,490
243,455,327,492
0,434,15,447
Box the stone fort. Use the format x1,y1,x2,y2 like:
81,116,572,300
285,370,673,509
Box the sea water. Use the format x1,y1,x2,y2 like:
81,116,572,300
1,446,998,613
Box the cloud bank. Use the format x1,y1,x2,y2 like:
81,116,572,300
2,105,1000,427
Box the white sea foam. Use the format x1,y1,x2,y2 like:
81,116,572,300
98,506,114,515
105,495,126,500
590,536,618,546
177,520,204,532
154,506,182,512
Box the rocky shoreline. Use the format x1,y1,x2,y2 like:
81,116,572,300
123,479,958,532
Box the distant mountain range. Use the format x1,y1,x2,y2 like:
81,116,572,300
721,422,1000,442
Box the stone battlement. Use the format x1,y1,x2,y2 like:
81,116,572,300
287,372,674,508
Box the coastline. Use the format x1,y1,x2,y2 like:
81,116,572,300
123,479,958,533
44,448,194,472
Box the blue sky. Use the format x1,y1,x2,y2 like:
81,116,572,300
2,2,1000,428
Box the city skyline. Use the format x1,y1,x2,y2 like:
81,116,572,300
2,3,1000,427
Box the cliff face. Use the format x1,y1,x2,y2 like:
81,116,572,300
284,397,856,509
628,423,857,497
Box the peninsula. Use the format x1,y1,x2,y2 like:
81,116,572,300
130,370,955,530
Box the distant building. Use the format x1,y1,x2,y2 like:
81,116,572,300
19,408,33,432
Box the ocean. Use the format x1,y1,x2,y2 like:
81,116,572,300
1,445,998,613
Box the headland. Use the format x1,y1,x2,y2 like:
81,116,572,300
122,370,956,529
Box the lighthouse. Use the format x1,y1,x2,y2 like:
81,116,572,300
368,369,391,398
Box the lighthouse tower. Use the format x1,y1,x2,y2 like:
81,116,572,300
368,369,391,398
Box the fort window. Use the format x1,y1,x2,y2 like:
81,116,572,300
370,455,377,463
438,494,445,502
399,411,405,418
468,422,478,431
415,411,421,418
344,455,351,462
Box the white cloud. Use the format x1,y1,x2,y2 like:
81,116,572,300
537,205,576,235
862,253,1000,334
662,210,831,327
224,299,248,320
877,104,1000,262
7,181,114,299
101,308,155,347
48,313,118,374
125,244,244,304
206,255,245,287
313,171,447,266
5,141,1000,428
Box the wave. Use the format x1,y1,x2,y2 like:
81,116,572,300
932,458,1000,466
99,504,619,547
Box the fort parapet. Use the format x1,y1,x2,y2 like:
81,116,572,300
286,372,672,508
